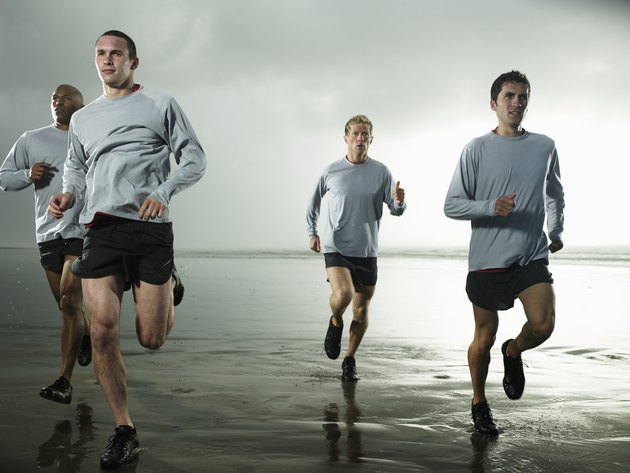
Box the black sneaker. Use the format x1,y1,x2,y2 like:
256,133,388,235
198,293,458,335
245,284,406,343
40,376,72,404
324,316,343,360
172,265,184,307
100,425,139,470
501,339,525,400
341,356,359,382
77,332,92,366
471,401,499,436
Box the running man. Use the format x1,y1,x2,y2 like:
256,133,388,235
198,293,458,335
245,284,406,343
0,84,91,405
49,30,206,469
444,70,565,436
307,114,406,382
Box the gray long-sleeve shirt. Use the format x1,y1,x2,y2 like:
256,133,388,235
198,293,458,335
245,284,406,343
306,156,406,257
444,130,564,271
0,125,84,243
63,86,206,224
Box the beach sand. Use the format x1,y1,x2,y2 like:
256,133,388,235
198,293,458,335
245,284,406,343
0,248,629,472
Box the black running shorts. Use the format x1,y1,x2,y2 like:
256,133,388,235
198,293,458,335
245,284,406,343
38,238,83,274
71,216,174,285
324,252,378,286
465,258,553,311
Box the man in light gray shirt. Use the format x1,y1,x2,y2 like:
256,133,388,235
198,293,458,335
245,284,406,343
444,70,564,437
307,114,406,383
49,30,206,470
0,84,91,405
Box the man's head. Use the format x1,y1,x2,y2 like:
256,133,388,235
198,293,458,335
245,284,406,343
51,84,84,129
344,114,374,157
97,30,137,59
490,70,530,103
490,70,530,133
95,30,139,93
344,114,373,137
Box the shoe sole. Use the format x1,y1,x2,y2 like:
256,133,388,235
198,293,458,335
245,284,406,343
324,318,343,360
501,340,525,400
40,392,72,404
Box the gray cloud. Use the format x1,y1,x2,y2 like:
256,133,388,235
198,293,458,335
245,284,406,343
1,0,629,250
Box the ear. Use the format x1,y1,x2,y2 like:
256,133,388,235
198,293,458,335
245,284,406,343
490,99,497,111
131,57,140,70
344,134,349,144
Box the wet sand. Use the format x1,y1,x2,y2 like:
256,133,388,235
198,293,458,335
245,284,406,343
1,249,629,472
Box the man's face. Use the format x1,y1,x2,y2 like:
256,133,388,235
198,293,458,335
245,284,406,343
344,123,373,153
94,35,137,88
51,85,82,126
491,81,529,129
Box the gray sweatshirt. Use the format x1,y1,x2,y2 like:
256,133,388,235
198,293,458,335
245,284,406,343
306,156,406,257
0,125,84,243
63,86,206,224
444,130,564,271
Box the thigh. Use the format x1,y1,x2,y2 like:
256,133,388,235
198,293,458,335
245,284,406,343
472,304,499,339
133,279,172,335
60,255,82,298
326,266,354,293
517,282,555,326
353,283,375,309
82,275,125,328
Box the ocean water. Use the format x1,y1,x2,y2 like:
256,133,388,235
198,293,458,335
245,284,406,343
0,248,629,472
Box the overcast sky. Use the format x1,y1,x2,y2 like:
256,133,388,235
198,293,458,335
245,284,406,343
1,0,629,251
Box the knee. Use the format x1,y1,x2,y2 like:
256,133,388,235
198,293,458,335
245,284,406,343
531,315,555,341
332,288,353,308
138,332,166,350
59,290,82,315
476,333,496,352
90,320,117,351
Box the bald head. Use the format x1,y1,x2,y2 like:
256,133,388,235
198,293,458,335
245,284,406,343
51,84,84,130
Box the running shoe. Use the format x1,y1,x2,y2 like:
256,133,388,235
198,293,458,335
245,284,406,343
324,316,343,359
341,356,359,382
77,332,92,366
172,265,184,306
501,339,525,400
100,425,139,470
471,400,499,436
39,376,72,404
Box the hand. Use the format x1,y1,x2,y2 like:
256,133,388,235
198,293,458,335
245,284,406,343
138,196,167,220
29,162,53,182
495,192,516,217
393,181,405,206
309,236,321,253
548,239,564,253
48,192,75,219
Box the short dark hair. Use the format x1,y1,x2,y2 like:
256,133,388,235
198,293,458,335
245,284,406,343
490,70,530,102
97,30,137,59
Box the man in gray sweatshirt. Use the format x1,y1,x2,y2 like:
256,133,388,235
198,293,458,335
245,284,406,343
49,30,206,469
0,84,91,405
307,114,406,383
444,70,564,436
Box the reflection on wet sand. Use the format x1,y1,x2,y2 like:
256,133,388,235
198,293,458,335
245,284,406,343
322,382,363,463
37,403,96,472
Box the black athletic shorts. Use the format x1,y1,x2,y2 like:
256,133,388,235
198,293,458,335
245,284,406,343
324,252,378,286
466,258,553,311
38,238,83,274
71,216,174,285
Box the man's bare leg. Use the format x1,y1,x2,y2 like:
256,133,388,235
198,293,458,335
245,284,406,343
82,275,130,426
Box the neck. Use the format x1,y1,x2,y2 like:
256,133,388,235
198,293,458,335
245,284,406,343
53,121,69,131
103,82,139,98
495,124,524,137
346,150,368,164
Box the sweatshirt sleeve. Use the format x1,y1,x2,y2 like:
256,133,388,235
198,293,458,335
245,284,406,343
545,147,564,241
0,134,33,192
62,123,88,197
149,99,206,205
306,173,326,238
384,168,406,216
444,146,496,220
